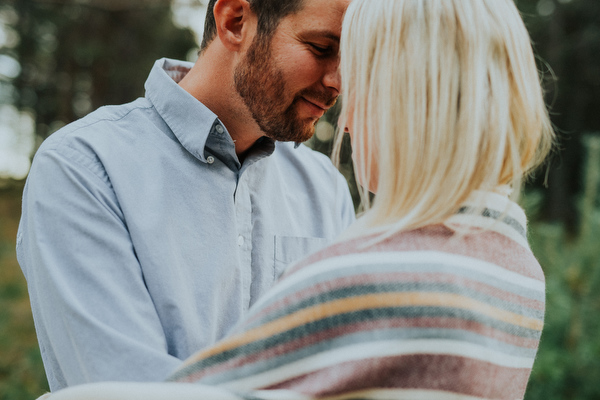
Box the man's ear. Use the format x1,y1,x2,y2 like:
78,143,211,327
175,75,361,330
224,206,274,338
213,0,255,51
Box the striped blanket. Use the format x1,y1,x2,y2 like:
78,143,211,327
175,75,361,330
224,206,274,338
168,191,545,400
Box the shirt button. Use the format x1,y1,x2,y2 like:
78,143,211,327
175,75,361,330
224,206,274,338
207,156,215,164
215,125,224,134
237,235,245,247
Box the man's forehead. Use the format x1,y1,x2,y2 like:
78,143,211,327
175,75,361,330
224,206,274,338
293,0,350,19
284,0,350,31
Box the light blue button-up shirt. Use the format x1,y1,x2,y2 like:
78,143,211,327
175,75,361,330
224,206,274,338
17,58,355,391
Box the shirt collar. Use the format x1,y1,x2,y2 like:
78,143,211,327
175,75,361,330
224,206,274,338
146,58,294,168
144,58,235,163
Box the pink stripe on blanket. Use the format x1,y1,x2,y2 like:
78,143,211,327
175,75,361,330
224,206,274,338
287,227,544,281
264,353,530,400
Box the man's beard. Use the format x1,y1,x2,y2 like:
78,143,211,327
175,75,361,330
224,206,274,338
234,35,337,143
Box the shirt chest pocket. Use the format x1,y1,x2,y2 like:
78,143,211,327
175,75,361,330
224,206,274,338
274,235,328,279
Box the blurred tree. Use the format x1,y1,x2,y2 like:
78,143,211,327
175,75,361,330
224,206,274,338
9,0,197,140
515,0,600,232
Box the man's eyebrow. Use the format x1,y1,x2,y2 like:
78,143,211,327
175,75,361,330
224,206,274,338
302,30,340,42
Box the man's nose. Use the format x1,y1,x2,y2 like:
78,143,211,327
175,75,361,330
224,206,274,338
322,55,342,95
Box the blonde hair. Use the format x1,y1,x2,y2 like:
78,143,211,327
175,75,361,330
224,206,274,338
333,0,554,236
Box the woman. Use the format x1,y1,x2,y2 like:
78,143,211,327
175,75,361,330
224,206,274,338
47,0,553,398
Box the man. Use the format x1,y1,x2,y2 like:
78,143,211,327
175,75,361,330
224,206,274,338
17,0,354,391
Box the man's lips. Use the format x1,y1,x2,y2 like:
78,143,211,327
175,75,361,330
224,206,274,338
303,97,328,111
301,97,328,119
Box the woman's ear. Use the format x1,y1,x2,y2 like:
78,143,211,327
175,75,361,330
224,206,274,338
213,0,255,51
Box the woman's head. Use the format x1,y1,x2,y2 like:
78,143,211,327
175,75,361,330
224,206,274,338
335,0,554,232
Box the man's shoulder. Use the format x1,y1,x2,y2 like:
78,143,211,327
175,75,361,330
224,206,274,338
38,98,155,155
30,98,159,186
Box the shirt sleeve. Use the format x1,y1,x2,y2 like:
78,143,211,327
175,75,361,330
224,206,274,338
17,145,182,391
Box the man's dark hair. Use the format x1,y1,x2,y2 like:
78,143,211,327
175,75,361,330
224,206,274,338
199,0,305,53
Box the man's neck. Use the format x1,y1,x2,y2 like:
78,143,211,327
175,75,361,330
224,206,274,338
178,48,265,156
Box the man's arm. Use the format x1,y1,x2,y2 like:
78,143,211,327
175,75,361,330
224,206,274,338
17,146,181,391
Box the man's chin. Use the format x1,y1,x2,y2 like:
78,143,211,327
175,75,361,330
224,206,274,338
261,115,317,143
292,122,317,143
269,129,314,143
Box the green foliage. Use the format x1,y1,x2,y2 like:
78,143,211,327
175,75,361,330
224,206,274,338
0,182,49,400
525,136,600,399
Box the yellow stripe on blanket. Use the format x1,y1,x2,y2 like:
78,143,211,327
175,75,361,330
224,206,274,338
181,292,543,367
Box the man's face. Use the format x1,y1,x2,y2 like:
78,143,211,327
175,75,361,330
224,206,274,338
234,0,351,142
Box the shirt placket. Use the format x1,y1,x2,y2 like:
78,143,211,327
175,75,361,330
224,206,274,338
234,171,253,309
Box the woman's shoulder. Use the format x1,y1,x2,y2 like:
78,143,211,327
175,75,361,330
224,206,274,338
280,218,544,305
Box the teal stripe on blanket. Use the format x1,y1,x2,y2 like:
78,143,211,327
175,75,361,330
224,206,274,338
457,206,527,238
254,262,544,315
246,281,544,331
245,263,544,330
169,306,542,382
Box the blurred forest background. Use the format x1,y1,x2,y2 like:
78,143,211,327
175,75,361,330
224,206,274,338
0,0,599,398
